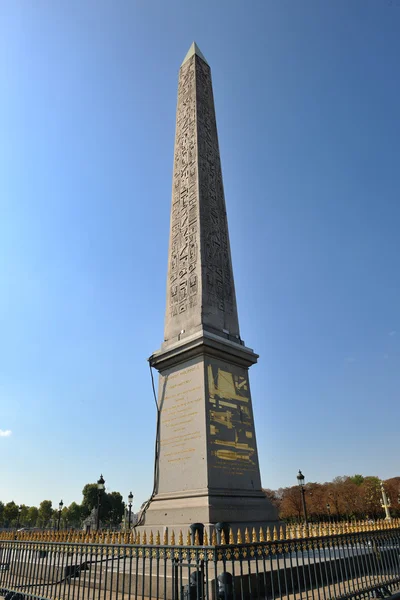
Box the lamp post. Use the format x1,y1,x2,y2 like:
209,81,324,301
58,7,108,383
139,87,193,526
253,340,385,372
128,492,133,530
326,503,331,524
97,474,105,531
297,470,308,535
57,500,63,531
380,482,392,521
17,505,22,529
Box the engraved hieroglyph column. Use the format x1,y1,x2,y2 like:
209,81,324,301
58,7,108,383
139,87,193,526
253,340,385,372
145,43,278,529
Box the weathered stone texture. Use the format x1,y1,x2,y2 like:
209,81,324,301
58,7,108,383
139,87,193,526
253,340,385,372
165,53,240,344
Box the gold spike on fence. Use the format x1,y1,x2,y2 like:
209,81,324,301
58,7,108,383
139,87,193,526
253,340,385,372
1,516,400,544
229,528,234,544
204,529,209,545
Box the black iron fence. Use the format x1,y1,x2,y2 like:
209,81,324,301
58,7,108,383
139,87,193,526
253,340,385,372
1,527,400,600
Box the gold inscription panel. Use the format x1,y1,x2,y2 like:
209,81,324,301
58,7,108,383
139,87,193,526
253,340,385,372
206,359,261,488
157,357,206,494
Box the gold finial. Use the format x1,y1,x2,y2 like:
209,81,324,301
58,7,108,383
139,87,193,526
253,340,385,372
149,531,154,545
163,529,168,545
211,530,217,545
252,527,258,543
273,526,278,541
244,528,250,543
279,526,285,540
179,530,184,545
259,527,265,542
156,531,160,545
186,531,191,545
171,530,176,545
204,529,209,545
221,530,226,545
194,530,200,546
136,531,141,544
143,531,147,545
229,529,234,544
266,527,272,542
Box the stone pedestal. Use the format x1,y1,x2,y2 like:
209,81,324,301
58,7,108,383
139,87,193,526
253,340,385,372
143,330,278,531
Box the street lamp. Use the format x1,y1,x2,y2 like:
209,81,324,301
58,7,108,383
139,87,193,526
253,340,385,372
128,492,133,530
17,505,22,529
326,503,331,524
58,500,63,531
97,474,105,531
297,470,308,535
380,482,392,521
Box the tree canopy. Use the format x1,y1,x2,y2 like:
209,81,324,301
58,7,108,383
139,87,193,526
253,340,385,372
265,475,400,522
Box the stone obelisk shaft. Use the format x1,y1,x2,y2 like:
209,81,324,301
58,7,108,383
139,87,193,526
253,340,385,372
145,44,278,531
165,45,240,345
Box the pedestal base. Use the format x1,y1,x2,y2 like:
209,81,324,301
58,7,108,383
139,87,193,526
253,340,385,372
140,488,279,536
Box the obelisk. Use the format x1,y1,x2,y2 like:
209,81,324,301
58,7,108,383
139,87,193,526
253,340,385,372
144,43,278,530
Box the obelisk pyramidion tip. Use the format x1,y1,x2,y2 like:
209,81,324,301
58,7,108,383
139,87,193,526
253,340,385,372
181,41,208,66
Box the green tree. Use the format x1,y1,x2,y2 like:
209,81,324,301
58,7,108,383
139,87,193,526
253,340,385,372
19,504,30,526
82,484,99,511
38,500,53,528
107,492,124,526
65,502,83,528
4,501,19,527
61,506,69,528
0,501,4,526
26,506,39,527
349,474,365,486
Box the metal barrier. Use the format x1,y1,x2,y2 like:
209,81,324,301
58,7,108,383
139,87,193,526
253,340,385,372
1,527,400,600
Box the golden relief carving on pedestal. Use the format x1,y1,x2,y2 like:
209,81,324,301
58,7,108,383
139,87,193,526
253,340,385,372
207,363,257,471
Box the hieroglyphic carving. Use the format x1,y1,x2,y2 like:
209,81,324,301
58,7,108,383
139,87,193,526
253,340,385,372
167,57,199,329
195,59,240,336
165,53,240,341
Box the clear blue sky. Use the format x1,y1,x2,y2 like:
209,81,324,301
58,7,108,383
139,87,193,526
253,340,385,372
1,0,399,510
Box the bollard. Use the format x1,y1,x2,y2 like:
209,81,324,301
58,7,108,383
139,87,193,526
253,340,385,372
182,571,203,600
217,572,233,600
215,522,230,545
